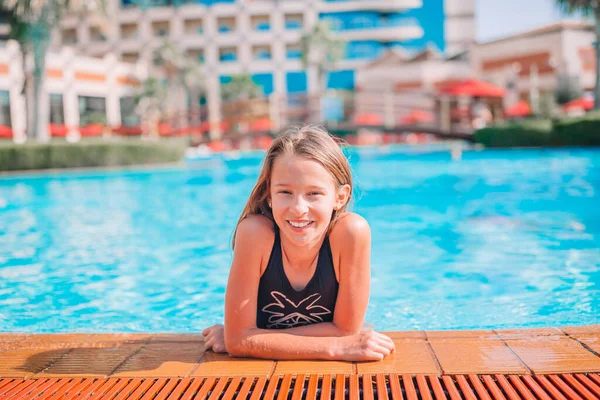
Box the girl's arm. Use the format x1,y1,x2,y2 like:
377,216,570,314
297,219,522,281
224,214,392,360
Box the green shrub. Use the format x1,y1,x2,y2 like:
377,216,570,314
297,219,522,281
0,138,186,171
474,119,553,147
552,111,600,147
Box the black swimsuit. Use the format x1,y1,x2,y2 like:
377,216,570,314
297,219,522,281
256,229,339,329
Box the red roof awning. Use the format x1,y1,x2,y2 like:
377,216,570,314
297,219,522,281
354,113,383,125
505,100,532,118
400,110,434,124
438,79,506,98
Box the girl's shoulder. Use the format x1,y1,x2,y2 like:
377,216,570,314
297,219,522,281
236,214,276,252
330,212,371,241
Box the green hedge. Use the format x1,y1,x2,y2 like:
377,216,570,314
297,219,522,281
0,138,186,172
474,112,600,147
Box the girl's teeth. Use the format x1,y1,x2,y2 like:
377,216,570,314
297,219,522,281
289,221,311,228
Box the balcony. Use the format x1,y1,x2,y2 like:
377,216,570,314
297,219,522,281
334,18,423,42
320,0,421,13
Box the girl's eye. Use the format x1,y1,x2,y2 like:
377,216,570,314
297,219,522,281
279,190,291,195
309,192,322,196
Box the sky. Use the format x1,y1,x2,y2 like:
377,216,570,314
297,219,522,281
476,0,576,42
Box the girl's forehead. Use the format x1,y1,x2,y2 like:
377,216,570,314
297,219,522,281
271,154,335,185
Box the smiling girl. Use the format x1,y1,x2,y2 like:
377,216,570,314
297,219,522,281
202,125,395,361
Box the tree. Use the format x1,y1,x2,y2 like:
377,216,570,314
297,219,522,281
134,77,167,139
220,74,263,102
555,0,600,109
151,39,204,129
2,0,106,142
300,20,346,95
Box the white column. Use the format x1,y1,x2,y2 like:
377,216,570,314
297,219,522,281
7,41,26,143
104,54,121,127
61,47,80,138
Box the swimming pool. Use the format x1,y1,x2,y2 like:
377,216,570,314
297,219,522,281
1,145,599,332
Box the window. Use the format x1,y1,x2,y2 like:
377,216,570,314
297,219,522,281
49,94,65,125
120,97,140,126
217,17,235,33
219,47,237,62
286,45,302,60
0,90,10,127
285,14,303,30
152,21,170,37
62,28,77,45
184,19,203,35
251,16,270,32
187,49,205,64
120,23,138,40
90,26,107,42
253,45,271,60
121,52,139,63
78,96,107,126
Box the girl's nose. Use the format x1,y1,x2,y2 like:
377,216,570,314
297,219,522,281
290,196,309,215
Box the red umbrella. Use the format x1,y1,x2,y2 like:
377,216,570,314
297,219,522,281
505,100,532,118
439,79,505,98
354,113,382,125
562,96,594,112
400,110,434,124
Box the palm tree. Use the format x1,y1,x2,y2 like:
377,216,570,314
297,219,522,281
301,20,346,95
555,0,600,109
3,0,106,142
134,77,167,139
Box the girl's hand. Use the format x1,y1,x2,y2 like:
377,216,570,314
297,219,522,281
202,324,227,353
335,330,396,361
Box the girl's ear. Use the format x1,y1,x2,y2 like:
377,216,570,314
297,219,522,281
335,184,351,210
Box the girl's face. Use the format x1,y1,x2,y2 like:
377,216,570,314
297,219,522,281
269,154,350,247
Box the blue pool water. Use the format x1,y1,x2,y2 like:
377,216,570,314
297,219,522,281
1,146,599,332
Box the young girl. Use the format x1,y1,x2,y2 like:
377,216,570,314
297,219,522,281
202,125,395,361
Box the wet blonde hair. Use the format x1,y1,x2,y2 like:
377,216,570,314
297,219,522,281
232,125,353,249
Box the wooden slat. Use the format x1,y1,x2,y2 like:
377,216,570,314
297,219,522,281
320,374,332,400
237,377,255,400
21,378,66,399
588,374,600,386
534,375,569,400
416,375,433,400
180,377,206,400
375,374,388,400
89,377,133,400
249,376,267,400
561,374,597,399
263,374,280,400
403,374,418,400
348,374,360,400
195,377,216,400
389,374,403,400
223,377,243,400
71,378,110,399
207,377,229,400
441,376,462,400
0,379,16,392
466,375,492,400
495,375,523,400
428,376,448,400
305,374,318,400
455,375,477,400
520,375,553,400
508,375,538,400
40,378,87,400
277,374,292,400
291,374,306,400
155,378,188,400
480,375,507,400
547,375,583,400
334,374,345,400
573,374,600,397
362,374,374,400
123,378,156,400
141,378,169,400
1,379,37,398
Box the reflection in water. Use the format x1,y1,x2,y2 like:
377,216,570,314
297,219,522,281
0,147,599,332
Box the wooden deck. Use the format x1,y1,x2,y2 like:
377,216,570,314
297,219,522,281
1,326,600,399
